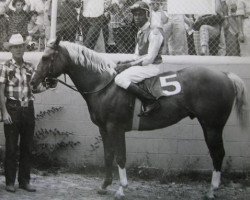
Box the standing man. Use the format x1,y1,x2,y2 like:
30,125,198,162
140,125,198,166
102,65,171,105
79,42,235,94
114,1,164,116
0,34,45,193
80,0,110,50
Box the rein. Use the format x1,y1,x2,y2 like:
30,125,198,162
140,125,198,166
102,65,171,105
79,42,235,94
54,76,115,94
56,78,78,92
46,44,115,95
81,76,115,95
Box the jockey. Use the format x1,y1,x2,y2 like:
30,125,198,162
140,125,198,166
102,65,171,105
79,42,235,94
114,1,164,116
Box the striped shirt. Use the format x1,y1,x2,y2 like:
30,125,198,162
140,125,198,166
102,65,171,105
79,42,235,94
0,59,35,101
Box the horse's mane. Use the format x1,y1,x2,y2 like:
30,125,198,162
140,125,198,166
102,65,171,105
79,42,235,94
60,41,116,75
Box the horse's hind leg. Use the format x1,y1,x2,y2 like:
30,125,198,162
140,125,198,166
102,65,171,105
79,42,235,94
202,125,225,199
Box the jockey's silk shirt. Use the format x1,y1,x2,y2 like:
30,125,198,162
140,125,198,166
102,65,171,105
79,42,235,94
135,22,164,65
0,59,35,102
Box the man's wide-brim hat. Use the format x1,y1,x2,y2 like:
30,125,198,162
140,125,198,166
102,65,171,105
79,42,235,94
3,34,28,51
130,1,150,13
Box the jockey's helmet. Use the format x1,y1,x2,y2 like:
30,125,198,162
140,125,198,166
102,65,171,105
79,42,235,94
130,1,150,14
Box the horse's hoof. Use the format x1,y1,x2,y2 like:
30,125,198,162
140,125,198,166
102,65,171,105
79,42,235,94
97,187,108,195
204,192,215,200
120,183,128,189
114,192,125,200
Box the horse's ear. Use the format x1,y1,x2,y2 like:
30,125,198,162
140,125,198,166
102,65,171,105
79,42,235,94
54,37,61,48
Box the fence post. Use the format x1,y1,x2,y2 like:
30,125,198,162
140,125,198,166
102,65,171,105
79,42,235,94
50,0,58,40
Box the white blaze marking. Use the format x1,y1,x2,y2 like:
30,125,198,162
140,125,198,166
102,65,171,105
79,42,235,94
211,171,221,189
118,166,128,187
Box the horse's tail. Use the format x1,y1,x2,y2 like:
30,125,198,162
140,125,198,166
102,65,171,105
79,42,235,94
227,73,249,129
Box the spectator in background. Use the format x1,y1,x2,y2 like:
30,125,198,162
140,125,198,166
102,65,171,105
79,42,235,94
56,0,80,42
194,0,224,55
0,0,11,50
102,0,113,52
149,0,168,29
223,0,240,56
27,11,45,50
157,0,188,55
108,0,134,53
162,15,189,55
30,0,51,41
185,14,196,55
79,0,110,50
236,0,250,57
5,0,31,39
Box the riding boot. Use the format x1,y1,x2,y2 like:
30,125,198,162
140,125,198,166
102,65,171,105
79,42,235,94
127,83,160,117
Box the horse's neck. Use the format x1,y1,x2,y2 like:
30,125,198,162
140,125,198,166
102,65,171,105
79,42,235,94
67,62,114,94
62,42,116,94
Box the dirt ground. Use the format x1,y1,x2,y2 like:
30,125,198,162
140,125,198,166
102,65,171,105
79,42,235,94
0,171,249,200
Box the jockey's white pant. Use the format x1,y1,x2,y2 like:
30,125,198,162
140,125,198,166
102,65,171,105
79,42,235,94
115,64,161,89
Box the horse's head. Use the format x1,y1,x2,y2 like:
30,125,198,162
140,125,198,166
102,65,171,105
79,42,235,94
30,37,67,89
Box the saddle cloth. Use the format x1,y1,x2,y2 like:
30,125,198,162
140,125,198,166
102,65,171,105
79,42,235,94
132,71,183,130
139,71,182,99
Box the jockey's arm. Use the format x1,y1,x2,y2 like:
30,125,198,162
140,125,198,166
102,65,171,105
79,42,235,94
131,29,163,66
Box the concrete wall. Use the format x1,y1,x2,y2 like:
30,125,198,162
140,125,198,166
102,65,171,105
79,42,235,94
0,52,250,172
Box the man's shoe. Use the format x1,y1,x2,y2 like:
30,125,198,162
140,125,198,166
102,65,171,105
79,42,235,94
19,183,36,192
6,185,16,193
138,101,160,117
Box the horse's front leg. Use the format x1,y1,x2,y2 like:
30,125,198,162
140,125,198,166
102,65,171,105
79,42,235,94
97,128,115,195
114,130,127,200
102,124,127,199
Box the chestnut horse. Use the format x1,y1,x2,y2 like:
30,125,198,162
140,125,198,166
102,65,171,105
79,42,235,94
30,39,248,199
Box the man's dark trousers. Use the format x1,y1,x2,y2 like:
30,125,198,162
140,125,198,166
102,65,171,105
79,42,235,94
80,15,106,49
4,99,35,186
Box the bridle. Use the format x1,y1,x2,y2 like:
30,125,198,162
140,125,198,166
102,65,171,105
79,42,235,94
44,43,115,95
44,44,79,92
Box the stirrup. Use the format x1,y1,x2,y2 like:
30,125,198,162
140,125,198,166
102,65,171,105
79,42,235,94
138,101,160,117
